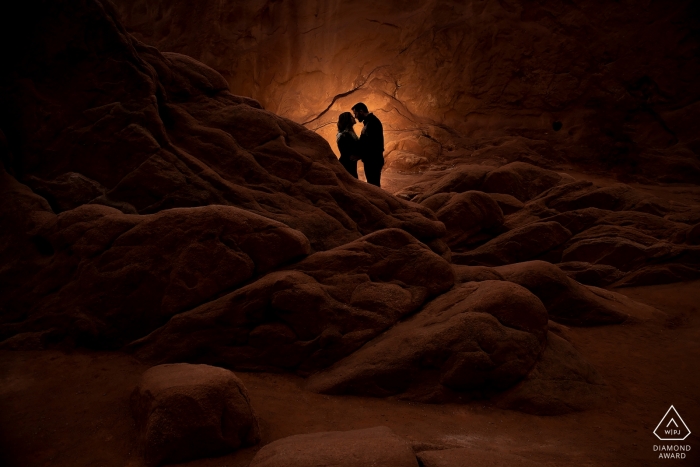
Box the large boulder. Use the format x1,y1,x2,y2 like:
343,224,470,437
539,207,611,235
131,363,259,466
612,263,700,287
556,261,626,287
249,426,418,467
452,222,572,266
129,229,454,373
495,333,607,415
307,280,548,402
414,165,492,202
546,183,667,215
479,162,563,202
432,191,505,249
494,261,628,325
0,204,311,347
561,237,650,272
488,192,525,214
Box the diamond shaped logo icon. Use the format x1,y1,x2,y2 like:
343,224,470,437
654,406,691,441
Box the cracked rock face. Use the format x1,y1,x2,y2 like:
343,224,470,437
114,0,700,181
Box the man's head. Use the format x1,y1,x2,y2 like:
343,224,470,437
351,102,369,122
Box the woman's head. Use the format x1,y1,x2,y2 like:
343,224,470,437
337,112,356,132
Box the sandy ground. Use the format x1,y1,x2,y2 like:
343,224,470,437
1,171,699,467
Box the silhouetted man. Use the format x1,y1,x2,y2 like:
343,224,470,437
352,102,384,187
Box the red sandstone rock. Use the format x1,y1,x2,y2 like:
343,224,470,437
131,363,259,466
249,426,418,467
612,264,700,287
433,191,505,249
0,204,311,347
557,261,626,287
415,165,493,202
1,0,445,254
452,222,572,266
495,333,606,415
494,261,627,325
129,229,454,373
480,162,563,202
454,261,629,325
452,265,505,283
306,281,548,401
113,0,700,183
688,223,700,244
561,237,649,272
488,192,525,215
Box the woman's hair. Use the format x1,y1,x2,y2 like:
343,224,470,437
337,112,355,132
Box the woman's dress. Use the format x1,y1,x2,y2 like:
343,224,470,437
336,130,359,178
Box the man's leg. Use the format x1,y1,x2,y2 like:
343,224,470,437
364,159,384,187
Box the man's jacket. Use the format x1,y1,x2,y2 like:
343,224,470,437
359,113,384,162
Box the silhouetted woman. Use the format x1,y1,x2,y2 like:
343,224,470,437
336,112,360,178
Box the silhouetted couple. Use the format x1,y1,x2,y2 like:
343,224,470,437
336,103,385,187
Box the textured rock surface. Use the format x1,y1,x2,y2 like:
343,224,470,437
452,221,572,266
453,261,659,325
307,280,549,401
114,0,700,183
1,203,311,348
1,0,445,250
494,261,627,325
249,426,418,467
431,191,505,249
0,0,446,350
1,0,696,436
495,333,606,415
131,363,259,466
407,166,700,287
129,229,454,373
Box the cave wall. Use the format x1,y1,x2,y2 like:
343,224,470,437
114,0,700,180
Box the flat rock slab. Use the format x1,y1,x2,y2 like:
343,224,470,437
249,426,418,467
131,363,259,466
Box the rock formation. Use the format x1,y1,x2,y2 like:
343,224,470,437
399,165,700,287
113,0,700,182
0,2,695,456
